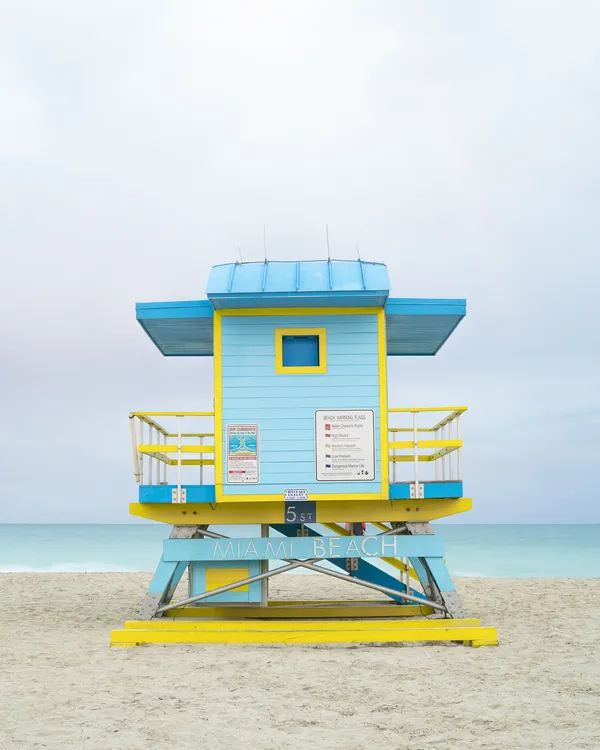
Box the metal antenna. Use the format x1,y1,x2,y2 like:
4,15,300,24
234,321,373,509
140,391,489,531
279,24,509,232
356,244,361,260
238,245,244,263
326,224,330,260
263,225,267,261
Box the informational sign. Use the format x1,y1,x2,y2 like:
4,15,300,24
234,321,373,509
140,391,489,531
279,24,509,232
284,488,308,501
284,501,316,524
226,424,259,484
315,409,375,482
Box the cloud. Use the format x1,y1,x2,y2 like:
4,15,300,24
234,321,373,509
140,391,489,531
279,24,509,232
0,1,598,522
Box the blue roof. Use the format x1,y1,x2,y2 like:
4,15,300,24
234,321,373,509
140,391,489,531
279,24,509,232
136,297,465,357
206,260,390,309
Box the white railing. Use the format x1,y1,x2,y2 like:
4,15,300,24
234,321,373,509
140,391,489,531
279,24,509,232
388,407,466,496
129,412,214,502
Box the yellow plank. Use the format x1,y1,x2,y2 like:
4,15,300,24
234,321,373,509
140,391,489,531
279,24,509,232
138,444,214,454
167,604,434,619
132,412,214,417
388,407,467,414
388,439,462,450
111,625,498,646
123,618,482,632
129,497,472,524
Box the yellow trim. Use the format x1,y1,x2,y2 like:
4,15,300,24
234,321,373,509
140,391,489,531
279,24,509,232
220,307,381,317
129,497,472,524
378,308,389,499
218,491,382,503
166,603,434,618
205,568,249,593
214,311,224,502
274,327,327,374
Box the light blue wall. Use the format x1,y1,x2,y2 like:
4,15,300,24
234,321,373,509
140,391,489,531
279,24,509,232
220,313,382,496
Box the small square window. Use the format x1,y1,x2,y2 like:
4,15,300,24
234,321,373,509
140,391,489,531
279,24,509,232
275,328,327,374
282,335,319,367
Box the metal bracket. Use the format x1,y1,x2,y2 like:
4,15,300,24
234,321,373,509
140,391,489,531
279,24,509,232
346,558,359,572
410,482,424,499
170,525,207,539
172,487,186,503
405,522,434,535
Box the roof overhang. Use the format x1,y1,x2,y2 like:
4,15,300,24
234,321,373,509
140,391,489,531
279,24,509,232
136,297,465,357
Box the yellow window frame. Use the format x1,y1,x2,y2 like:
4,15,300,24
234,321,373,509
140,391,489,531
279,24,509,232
274,328,327,374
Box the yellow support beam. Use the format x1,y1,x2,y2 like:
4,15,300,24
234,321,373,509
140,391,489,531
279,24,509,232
129,497,472,525
372,522,391,532
123,618,482,632
166,603,435,619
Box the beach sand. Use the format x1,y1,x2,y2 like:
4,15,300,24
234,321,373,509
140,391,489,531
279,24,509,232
1,574,599,749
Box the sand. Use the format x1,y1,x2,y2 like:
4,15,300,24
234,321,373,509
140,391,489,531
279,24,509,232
1,574,599,750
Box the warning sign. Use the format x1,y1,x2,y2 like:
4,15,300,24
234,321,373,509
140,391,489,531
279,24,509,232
315,409,375,482
226,424,259,484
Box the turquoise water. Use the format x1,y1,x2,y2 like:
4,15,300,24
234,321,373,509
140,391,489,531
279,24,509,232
0,524,598,577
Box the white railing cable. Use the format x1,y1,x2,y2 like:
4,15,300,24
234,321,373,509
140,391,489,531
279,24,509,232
199,435,204,485
148,426,153,485
456,415,461,480
130,416,141,484
176,416,183,503
139,418,144,484
441,424,446,481
412,412,419,497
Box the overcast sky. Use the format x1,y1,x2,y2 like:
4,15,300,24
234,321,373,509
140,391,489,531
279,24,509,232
1,1,598,523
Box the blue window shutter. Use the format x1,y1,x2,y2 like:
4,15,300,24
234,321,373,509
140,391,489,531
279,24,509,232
282,336,320,367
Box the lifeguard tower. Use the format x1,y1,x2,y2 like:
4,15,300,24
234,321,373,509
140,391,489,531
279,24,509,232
111,260,498,647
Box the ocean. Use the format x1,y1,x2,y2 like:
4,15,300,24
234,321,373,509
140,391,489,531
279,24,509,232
1,524,598,577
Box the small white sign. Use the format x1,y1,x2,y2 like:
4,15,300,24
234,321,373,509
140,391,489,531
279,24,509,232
226,424,259,484
315,409,375,482
284,488,309,501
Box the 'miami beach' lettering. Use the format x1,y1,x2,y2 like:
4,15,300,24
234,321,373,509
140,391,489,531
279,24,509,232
210,535,400,561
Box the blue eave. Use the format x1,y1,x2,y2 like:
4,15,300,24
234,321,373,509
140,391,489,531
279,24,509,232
385,298,466,356
136,297,466,357
136,300,214,357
